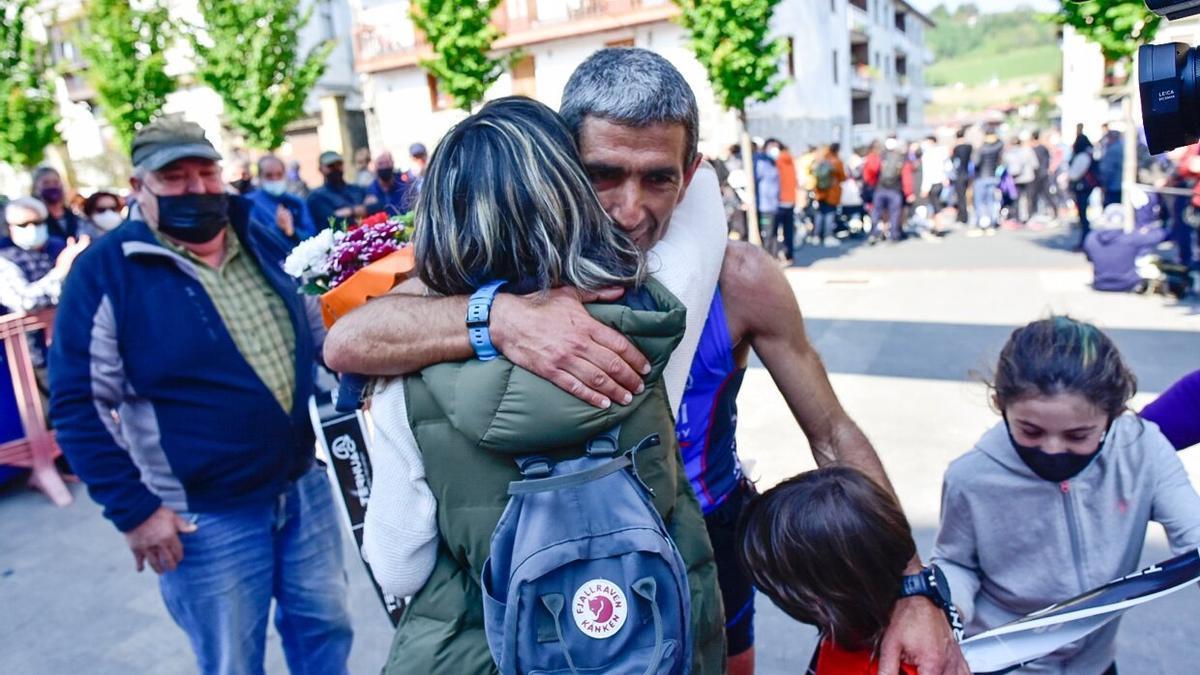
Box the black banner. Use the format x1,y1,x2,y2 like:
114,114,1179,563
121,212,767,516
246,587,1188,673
309,390,405,626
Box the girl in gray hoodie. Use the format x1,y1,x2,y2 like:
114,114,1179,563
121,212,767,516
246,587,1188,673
933,317,1200,675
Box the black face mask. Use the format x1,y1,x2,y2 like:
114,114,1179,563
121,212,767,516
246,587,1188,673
152,192,229,244
325,172,346,189
1005,417,1110,483
376,167,395,182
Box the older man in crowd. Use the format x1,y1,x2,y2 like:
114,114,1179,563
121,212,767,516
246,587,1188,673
49,116,353,674
366,150,416,215
306,150,377,231
31,166,81,240
247,154,316,242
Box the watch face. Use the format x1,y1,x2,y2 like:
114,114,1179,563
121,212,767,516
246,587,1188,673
930,565,952,607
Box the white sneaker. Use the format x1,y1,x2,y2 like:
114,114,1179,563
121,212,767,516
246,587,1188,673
823,237,841,247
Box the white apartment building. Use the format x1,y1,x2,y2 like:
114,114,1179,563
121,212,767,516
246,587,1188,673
350,0,933,164
3,0,364,196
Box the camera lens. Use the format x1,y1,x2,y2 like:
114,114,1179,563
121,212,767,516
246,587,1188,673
1139,42,1200,155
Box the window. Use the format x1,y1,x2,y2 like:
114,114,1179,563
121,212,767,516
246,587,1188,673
897,99,909,125
786,37,796,78
832,49,839,85
427,73,452,112
853,96,871,125
831,0,837,12
512,55,536,98
895,11,906,32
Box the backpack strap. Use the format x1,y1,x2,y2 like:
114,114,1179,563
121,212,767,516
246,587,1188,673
508,426,663,496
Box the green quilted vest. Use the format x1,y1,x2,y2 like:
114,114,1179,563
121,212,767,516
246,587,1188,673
381,278,726,674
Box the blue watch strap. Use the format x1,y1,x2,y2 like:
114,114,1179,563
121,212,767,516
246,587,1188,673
467,280,506,361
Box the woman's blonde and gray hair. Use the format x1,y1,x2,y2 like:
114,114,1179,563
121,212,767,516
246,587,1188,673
413,96,645,296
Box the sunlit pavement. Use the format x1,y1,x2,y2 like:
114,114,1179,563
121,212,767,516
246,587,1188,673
2,225,1197,674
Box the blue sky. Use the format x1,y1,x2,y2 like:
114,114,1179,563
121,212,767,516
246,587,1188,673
910,0,1058,13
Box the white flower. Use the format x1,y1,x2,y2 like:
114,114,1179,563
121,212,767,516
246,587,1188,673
284,229,335,280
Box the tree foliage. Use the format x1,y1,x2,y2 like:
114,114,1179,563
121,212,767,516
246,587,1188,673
927,4,1056,63
673,0,788,117
410,0,506,112
1049,0,1161,64
190,0,332,150
0,0,61,168
82,0,177,154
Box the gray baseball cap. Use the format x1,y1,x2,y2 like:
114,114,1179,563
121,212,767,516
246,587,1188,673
131,116,223,172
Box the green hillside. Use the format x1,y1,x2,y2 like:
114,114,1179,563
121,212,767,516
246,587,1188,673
925,4,1061,87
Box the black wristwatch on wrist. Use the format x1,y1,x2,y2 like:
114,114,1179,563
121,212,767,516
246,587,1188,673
899,564,964,641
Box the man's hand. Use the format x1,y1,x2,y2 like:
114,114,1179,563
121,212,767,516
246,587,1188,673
877,596,970,675
491,286,651,409
275,204,295,238
124,506,198,574
54,235,90,274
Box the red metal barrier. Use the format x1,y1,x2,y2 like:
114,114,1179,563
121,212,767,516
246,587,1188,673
0,308,72,506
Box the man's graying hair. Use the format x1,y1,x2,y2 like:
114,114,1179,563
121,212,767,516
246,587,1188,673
560,48,699,168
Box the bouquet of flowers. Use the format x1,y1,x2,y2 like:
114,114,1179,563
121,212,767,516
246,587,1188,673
283,211,417,326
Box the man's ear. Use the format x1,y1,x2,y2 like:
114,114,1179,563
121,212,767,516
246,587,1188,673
676,155,704,204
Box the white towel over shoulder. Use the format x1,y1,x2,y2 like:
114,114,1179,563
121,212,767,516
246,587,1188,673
361,167,727,598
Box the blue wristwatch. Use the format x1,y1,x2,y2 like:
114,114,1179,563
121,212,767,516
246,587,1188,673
900,564,964,641
466,280,507,361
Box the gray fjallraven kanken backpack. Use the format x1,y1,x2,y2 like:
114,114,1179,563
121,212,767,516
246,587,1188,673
480,427,692,674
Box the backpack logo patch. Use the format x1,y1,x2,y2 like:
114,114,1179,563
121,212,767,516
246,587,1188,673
572,578,627,639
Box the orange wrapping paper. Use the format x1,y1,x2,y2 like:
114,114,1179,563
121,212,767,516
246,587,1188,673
319,247,416,328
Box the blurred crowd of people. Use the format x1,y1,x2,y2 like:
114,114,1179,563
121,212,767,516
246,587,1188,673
707,122,1199,297
0,143,429,320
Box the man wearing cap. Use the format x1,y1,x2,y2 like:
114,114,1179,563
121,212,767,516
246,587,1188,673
408,142,428,195
306,150,377,231
48,116,354,674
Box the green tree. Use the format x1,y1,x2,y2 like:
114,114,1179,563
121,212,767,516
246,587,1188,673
82,0,177,154
410,0,506,111
1051,0,1161,220
190,0,332,150
0,0,62,168
1049,0,1160,63
674,0,788,244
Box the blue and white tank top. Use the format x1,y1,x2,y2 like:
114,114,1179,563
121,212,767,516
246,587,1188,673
675,286,746,515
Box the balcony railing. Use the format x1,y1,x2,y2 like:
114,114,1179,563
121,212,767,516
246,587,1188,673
354,0,676,72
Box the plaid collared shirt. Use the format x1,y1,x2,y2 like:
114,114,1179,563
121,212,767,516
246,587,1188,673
153,227,296,413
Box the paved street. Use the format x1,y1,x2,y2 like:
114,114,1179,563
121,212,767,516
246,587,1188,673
2,225,1198,674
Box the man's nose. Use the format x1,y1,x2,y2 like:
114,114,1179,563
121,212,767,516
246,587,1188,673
608,182,643,231
185,172,208,194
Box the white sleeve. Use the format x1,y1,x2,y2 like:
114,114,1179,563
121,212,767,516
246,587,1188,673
648,164,726,413
361,378,440,598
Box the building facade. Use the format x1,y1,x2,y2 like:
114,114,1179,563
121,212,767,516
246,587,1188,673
350,0,934,165
3,0,364,196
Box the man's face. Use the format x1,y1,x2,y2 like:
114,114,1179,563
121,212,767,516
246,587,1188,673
259,159,285,182
376,153,394,172
321,161,345,180
578,117,700,250
133,158,222,228
34,171,63,202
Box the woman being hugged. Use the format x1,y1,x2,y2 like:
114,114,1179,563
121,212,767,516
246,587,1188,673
362,97,725,674
933,316,1200,674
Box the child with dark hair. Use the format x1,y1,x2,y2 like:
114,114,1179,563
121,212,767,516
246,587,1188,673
933,316,1200,674
738,466,927,674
